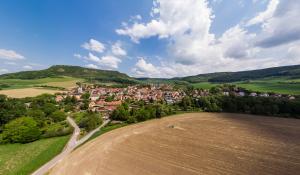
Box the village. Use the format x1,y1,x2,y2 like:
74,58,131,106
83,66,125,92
54,83,297,120
55,84,186,119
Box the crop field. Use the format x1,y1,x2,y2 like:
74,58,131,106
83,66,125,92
0,88,63,98
192,77,300,95
0,135,70,175
50,113,300,175
0,76,82,90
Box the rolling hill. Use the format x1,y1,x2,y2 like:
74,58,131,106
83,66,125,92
1,64,300,95
0,65,136,84
175,64,300,83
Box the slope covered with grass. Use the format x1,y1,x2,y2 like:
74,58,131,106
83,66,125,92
0,135,70,175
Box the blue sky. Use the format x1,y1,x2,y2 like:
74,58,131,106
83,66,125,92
0,0,299,77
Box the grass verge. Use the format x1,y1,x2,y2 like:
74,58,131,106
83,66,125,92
75,122,129,149
0,135,70,175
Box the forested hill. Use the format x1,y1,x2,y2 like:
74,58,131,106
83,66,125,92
175,64,300,83
1,64,300,84
0,65,136,84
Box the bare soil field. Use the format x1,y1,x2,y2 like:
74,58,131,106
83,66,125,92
0,88,62,98
50,113,300,175
40,80,81,89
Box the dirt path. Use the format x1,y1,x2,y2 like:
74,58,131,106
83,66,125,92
50,113,300,175
31,117,109,175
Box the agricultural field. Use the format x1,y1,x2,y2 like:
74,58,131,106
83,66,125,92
0,135,70,175
192,77,300,95
0,76,83,90
50,113,300,175
0,88,63,98
192,82,218,89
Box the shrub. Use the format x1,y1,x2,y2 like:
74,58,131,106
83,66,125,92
1,117,41,143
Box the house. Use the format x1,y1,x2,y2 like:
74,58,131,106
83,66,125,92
90,94,100,101
289,96,295,100
260,93,269,97
55,95,64,102
24,102,31,108
223,92,229,96
238,92,245,96
77,87,83,94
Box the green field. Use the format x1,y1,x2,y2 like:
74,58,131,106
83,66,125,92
192,77,300,95
0,135,70,175
0,76,82,90
192,82,218,89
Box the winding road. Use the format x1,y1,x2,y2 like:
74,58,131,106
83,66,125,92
32,117,110,175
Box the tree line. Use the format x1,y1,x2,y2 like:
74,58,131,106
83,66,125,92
0,94,72,144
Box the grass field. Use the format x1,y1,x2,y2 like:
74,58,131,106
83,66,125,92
0,76,83,90
192,82,218,89
192,77,300,95
50,113,300,175
0,135,70,175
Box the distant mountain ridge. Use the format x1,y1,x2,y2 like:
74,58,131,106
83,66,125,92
0,65,136,84
1,64,300,84
174,64,300,83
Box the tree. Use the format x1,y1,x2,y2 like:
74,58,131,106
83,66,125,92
42,103,57,116
77,112,102,131
49,110,66,122
111,105,130,121
81,92,90,100
27,109,46,127
180,96,192,111
1,117,41,143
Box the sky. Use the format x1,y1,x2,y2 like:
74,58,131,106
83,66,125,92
0,0,300,78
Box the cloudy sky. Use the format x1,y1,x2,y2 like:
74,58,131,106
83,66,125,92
0,0,299,77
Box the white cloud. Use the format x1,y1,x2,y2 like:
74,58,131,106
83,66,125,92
98,55,121,69
219,25,257,59
0,68,8,73
4,62,17,65
132,58,158,77
117,0,216,65
81,39,105,53
0,49,25,60
117,0,213,45
74,53,83,59
23,65,33,70
85,53,121,69
247,0,279,26
111,42,127,56
85,64,98,69
120,0,300,77
255,0,300,48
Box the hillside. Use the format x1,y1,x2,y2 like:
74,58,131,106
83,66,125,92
175,64,300,83
0,65,136,84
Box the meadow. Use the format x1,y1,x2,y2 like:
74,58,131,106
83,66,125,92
0,135,70,175
192,77,300,95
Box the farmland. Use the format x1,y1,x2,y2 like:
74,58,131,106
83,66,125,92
0,135,70,175
0,88,62,98
0,76,83,90
0,76,83,98
192,77,300,95
50,113,300,175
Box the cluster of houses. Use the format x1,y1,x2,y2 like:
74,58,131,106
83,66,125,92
56,84,186,118
191,87,296,100
54,83,297,119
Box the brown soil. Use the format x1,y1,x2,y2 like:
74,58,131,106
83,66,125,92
50,113,300,175
0,88,62,98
